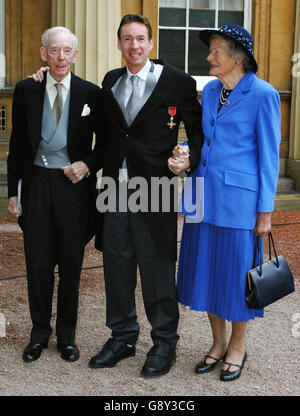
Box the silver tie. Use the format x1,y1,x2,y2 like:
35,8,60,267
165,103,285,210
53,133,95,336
126,75,140,116
53,83,64,125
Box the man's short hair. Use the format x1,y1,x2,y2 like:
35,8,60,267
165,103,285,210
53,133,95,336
41,26,78,50
117,14,153,40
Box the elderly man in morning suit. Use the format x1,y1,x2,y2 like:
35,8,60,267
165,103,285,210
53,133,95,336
7,27,103,363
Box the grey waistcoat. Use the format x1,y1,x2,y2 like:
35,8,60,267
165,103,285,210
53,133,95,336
112,61,156,127
34,88,71,168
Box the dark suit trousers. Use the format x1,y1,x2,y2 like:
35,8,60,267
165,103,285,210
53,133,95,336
102,189,180,348
22,167,89,345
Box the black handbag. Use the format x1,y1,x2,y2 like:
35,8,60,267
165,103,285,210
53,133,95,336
246,232,295,309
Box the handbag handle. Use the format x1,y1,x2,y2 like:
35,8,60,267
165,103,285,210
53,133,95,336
268,232,280,267
251,232,279,277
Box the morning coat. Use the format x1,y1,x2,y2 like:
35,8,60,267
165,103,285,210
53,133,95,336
95,60,204,260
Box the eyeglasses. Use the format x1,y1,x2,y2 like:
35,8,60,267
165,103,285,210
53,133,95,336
47,48,74,57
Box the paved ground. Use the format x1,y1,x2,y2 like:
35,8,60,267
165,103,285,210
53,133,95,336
0,212,299,401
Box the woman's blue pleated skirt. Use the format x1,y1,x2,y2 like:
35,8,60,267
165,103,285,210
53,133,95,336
177,221,264,322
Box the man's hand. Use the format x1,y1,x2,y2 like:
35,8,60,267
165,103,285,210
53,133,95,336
254,212,272,237
61,161,90,184
8,196,22,218
28,66,49,83
168,144,190,175
168,157,191,175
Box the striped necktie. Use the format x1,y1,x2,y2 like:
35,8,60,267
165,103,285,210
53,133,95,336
52,83,64,125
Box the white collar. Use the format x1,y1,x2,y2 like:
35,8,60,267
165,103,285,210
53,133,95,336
46,71,71,90
126,59,151,82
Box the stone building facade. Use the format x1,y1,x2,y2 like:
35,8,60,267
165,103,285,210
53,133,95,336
0,0,299,215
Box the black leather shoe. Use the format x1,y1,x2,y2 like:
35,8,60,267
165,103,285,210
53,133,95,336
141,344,176,377
57,344,80,362
89,338,136,369
195,354,224,374
22,342,48,362
220,352,247,382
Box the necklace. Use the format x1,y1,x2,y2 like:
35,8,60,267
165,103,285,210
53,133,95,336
219,87,231,106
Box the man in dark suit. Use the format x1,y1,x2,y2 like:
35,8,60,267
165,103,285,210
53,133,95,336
7,27,102,363
89,14,203,377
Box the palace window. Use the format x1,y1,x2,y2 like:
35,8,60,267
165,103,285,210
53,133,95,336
0,105,6,132
158,0,252,90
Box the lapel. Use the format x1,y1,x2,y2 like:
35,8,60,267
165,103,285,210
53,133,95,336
210,81,222,120
131,60,175,127
104,67,128,127
67,72,87,146
105,60,176,128
27,77,47,151
216,71,255,119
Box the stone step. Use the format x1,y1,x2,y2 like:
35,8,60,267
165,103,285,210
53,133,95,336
279,158,286,177
275,191,300,210
0,142,8,176
1,197,300,218
277,176,294,192
0,174,7,199
0,198,8,218
0,142,9,160
0,159,7,175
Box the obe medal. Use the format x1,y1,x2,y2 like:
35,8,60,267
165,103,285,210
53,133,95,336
167,106,177,130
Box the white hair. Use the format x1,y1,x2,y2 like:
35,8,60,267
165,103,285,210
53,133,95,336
41,26,78,49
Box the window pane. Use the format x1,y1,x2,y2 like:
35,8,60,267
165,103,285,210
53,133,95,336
159,30,185,72
0,105,7,132
188,31,210,76
160,0,186,6
218,0,244,10
189,0,216,28
218,0,244,27
159,0,187,27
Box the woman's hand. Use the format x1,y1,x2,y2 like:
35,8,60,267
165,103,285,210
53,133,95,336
254,212,272,237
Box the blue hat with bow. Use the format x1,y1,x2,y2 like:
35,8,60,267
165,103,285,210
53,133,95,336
199,24,258,73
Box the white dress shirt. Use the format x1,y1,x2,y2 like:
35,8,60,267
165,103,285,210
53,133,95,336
46,71,71,109
124,59,163,105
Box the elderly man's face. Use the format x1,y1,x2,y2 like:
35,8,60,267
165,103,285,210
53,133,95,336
40,31,78,81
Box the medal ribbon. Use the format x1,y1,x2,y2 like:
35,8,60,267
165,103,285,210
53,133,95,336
168,107,176,117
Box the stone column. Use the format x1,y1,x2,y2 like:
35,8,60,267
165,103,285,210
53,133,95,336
0,0,5,88
289,0,300,160
252,0,271,83
52,0,122,85
287,0,300,190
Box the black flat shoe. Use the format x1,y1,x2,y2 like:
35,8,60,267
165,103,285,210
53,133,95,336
141,344,176,378
22,342,48,363
57,344,80,362
89,338,135,369
220,352,247,382
195,354,224,374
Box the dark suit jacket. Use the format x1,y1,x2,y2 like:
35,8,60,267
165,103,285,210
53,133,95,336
95,60,203,260
7,72,103,242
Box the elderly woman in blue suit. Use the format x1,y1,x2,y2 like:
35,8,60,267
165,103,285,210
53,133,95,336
168,25,281,381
